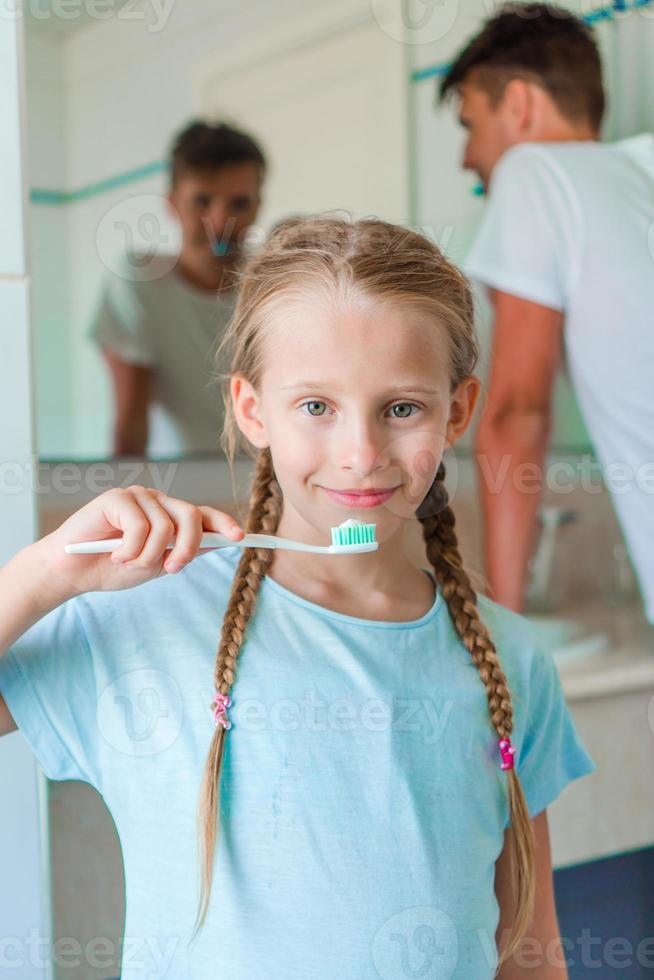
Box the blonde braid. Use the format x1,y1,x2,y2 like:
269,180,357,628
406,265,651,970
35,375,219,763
191,448,282,940
418,461,536,967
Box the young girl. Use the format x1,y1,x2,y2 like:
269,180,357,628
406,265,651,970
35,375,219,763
0,217,595,979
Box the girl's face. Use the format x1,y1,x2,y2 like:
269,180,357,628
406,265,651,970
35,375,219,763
232,296,479,542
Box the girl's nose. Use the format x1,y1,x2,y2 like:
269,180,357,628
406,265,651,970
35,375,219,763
336,423,387,476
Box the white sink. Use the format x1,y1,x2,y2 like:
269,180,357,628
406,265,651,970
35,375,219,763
526,614,611,668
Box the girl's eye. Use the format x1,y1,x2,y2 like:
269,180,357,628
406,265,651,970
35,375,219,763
300,400,330,417
389,402,419,419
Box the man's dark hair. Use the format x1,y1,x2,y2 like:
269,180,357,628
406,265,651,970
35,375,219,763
439,3,605,131
169,120,266,187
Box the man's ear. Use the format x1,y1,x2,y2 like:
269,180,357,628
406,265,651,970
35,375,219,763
231,374,269,449
445,375,481,447
502,77,533,134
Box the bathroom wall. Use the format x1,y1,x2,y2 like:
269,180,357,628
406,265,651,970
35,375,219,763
0,11,53,980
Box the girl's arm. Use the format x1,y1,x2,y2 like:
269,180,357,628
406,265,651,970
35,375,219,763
0,487,246,659
0,539,71,736
0,487,246,734
0,539,73,660
495,809,569,978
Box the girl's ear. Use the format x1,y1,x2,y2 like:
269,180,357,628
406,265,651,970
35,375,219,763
231,374,269,449
445,375,481,446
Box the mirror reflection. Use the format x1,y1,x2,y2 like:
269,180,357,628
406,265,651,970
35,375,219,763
87,122,265,458
27,0,610,469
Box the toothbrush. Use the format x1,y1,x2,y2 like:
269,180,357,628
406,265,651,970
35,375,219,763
63,518,378,556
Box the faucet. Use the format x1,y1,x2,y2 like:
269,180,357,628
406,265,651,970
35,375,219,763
525,505,578,613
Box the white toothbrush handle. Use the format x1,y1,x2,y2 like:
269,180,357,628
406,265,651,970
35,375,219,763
65,532,332,555
64,533,233,554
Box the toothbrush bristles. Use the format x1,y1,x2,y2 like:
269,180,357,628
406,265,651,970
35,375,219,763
331,522,377,548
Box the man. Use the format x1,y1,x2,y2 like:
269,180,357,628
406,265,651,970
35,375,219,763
440,2,654,624
88,120,265,457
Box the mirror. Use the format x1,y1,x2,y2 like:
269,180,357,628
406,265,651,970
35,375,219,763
26,0,642,483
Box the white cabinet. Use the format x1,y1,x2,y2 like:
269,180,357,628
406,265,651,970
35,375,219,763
551,676,654,868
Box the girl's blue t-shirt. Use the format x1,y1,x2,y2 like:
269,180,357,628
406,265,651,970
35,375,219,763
0,546,596,979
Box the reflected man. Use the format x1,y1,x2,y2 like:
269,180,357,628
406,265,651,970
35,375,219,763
88,120,266,457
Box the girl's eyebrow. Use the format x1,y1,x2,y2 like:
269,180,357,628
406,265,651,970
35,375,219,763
280,382,437,395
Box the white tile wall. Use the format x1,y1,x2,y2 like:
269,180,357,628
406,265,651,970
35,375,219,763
0,9,52,980
0,6,28,276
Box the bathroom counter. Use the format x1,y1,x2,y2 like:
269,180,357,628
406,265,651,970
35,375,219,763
556,598,654,701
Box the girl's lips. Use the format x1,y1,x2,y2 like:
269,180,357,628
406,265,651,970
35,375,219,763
321,486,398,509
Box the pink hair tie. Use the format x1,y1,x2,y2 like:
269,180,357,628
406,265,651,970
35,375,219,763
212,692,233,730
499,737,516,771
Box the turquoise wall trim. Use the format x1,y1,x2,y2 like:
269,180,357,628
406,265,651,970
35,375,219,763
30,159,168,206
411,0,654,84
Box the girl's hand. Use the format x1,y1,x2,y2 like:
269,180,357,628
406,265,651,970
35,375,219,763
38,485,245,601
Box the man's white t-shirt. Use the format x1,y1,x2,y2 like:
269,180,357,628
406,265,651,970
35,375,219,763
87,253,237,457
464,134,654,624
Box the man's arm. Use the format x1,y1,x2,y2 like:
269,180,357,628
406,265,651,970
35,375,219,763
474,289,563,610
495,809,569,977
100,347,152,457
